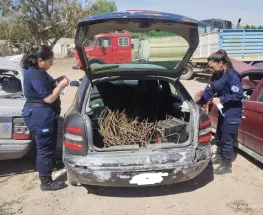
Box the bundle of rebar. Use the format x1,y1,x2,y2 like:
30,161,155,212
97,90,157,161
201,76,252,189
98,107,158,147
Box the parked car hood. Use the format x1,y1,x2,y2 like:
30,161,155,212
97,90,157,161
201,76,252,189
230,58,258,73
75,10,207,84
0,57,20,72
0,55,25,92
2,54,24,65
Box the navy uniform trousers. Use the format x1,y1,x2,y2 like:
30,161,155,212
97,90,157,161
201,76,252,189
215,113,240,160
22,105,59,177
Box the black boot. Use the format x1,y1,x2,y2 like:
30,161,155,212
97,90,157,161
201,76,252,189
211,152,222,164
39,176,67,191
213,158,232,175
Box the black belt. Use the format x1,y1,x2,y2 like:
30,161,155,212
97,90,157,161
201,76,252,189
25,102,49,107
224,102,242,109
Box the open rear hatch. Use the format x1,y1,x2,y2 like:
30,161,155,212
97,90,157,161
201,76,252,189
72,10,206,150
74,10,207,84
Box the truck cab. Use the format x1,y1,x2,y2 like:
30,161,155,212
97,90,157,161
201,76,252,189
199,19,232,34
75,33,133,67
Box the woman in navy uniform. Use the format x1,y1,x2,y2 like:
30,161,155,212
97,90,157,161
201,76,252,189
21,45,69,191
197,49,243,175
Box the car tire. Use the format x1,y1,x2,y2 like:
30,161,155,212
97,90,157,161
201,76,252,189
67,172,78,186
139,59,147,64
180,63,194,80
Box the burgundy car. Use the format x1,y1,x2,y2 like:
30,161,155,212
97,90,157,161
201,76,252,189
195,60,263,164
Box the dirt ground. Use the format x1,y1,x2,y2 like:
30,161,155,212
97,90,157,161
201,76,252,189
0,58,263,215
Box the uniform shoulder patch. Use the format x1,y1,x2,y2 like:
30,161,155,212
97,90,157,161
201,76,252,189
231,85,239,93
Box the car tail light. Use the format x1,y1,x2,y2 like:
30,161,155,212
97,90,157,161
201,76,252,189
66,126,82,133
64,125,84,152
64,142,83,151
12,118,31,140
198,110,212,144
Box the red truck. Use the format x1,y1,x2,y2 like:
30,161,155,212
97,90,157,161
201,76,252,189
74,33,149,68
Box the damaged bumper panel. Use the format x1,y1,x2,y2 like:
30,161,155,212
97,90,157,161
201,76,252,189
0,140,32,160
64,145,212,187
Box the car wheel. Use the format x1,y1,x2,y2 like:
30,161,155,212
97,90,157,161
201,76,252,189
180,63,194,80
139,59,147,64
67,172,78,186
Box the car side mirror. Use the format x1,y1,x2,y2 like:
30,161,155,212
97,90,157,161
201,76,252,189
70,81,80,87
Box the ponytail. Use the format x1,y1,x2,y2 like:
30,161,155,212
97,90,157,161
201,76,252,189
21,54,39,70
207,49,234,69
21,45,54,70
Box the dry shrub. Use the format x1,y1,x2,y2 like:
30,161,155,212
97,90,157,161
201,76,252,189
98,107,158,147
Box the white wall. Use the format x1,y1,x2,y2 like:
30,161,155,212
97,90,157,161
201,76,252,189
50,38,75,57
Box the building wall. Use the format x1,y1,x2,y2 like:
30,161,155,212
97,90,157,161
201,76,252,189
51,38,75,57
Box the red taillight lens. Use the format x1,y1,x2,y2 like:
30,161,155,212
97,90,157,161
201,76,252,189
199,134,212,143
199,111,212,144
200,120,211,128
13,133,31,140
64,142,83,151
12,118,31,140
64,125,84,152
66,126,82,133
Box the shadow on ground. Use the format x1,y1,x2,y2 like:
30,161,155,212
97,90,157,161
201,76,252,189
235,148,263,170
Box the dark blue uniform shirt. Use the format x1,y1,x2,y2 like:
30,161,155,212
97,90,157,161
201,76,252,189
23,68,61,114
197,69,243,119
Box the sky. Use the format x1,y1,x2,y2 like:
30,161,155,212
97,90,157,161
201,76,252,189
115,0,262,26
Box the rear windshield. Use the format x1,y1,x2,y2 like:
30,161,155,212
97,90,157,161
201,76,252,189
83,30,189,73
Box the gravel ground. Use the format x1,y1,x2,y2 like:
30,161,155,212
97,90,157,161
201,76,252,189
0,58,262,215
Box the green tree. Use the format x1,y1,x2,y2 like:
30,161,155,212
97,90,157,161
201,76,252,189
0,17,32,43
241,25,263,30
0,0,117,47
0,0,11,16
88,0,117,16
244,25,251,29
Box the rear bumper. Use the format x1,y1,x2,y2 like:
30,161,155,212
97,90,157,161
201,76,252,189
64,144,212,187
0,139,32,160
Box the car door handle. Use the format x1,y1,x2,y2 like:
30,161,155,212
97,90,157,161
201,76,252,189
242,116,246,119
